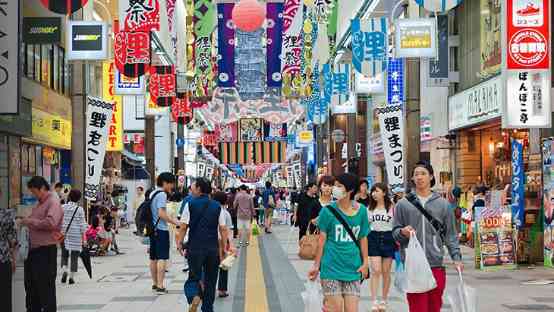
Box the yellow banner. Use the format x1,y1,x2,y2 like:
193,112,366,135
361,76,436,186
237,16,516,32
31,108,72,149
103,62,123,151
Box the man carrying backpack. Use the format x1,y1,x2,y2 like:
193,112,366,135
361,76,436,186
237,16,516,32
148,172,179,294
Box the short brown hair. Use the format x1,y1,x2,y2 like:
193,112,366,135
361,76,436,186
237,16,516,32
68,189,82,203
318,175,335,187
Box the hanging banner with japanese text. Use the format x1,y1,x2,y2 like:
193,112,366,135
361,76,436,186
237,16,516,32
377,104,405,190
503,70,551,128
103,62,123,151
267,2,284,88
149,65,176,106
119,0,160,32
351,17,388,77
511,139,525,229
85,97,113,200
387,58,404,105
428,15,449,87
506,0,549,70
114,31,151,78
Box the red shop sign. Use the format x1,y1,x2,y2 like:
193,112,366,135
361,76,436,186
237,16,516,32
507,0,550,69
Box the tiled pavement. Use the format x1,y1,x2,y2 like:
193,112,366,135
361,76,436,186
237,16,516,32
10,225,554,312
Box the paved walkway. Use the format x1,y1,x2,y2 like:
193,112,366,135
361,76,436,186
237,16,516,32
10,225,554,312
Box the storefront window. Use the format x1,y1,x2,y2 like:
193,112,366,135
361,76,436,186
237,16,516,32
24,44,68,96
41,45,52,87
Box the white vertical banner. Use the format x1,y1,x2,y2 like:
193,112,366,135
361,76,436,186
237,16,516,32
197,162,206,178
286,165,295,187
377,104,405,190
503,70,551,128
205,164,214,180
0,0,20,114
85,97,114,200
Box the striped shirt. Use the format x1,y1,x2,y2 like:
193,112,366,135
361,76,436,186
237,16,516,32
62,202,87,252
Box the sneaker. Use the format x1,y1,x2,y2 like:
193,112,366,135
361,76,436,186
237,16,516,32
68,278,75,285
189,295,201,312
152,285,158,291
61,272,68,284
156,287,168,294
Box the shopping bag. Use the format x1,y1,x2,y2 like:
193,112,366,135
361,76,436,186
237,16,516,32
447,271,477,312
405,233,437,293
252,221,260,236
298,230,320,260
394,259,408,294
301,281,323,312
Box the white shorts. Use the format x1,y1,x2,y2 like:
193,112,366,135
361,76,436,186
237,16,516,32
237,219,251,231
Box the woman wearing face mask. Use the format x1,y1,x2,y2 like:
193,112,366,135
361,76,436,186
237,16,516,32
318,175,335,207
308,173,370,312
367,183,395,312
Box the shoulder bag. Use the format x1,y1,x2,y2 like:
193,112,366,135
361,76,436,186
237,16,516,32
405,193,447,242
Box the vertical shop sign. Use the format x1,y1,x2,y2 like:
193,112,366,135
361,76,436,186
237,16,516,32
387,58,404,106
511,139,525,229
85,97,114,200
504,70,551,128
103,62,123,151
543,138,554,267
0,0,20,114
506,0,550,70
428,15,449,87
377,104,405,190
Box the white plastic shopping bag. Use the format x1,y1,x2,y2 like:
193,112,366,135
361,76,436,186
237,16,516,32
405,232,437,293
394,260,408,294
301,280,324,312
447,271,477,312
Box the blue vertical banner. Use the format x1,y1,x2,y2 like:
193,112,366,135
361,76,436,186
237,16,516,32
351,17,388,77
511,139,525,229
387,58,404,106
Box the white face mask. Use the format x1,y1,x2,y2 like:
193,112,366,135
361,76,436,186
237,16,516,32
332,186,346,200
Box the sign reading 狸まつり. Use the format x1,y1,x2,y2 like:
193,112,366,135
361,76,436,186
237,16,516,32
103,62,123,151
506,0,550,70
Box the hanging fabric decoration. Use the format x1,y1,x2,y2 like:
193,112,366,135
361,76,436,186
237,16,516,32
119,0,160,32
232,0,266,32
263,122,288,141
303,61,321,124
216,122,238,143
282,0,303,98
193,0,217,99
185,0,195,80
326,0,338,52
300,10,316,97
330,64,351,106
266,2,284,88
235,29,266,100
171,94,192,124
114,31,151,78
351,17,388,77
149,65,176,107
217,3,236,88
166,0,178,59
312,22,330,71
40,0,88,15
239,118,264,142
414,0,463,13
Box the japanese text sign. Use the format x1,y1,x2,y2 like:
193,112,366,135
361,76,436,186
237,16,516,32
119,0,160,32
351,17,388,77
103,62,123,151
377,104,405,190
506,0,550,70
395,18,437,58
114,31,151,77
503,70,551,128
511,139,525,229
85,97,113,200
387,58,404,105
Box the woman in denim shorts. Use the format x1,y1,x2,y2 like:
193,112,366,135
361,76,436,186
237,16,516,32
308,173,370,312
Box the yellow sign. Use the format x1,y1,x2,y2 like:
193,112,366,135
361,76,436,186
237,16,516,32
31,108,72,149
298,130,314,144
400,28,432,49
103,62,123,151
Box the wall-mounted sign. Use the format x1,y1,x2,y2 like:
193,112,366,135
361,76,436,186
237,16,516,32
395,18,437,58
103,62,123,151
23,17,61,44
351,17,388,77
448,75,503,130
506,0,550,70
0,0,20,114
355,71,384,94
31,108,72,149
503,71,551,128
66,21,108,60
297,130,314,145
387,58,404,105
114,69,145,95
428,15,449,87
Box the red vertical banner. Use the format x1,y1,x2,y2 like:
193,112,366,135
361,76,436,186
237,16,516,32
507,0,550,69
149,65,176,106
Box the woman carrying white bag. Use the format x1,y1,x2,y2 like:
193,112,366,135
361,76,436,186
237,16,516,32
392,161,463,312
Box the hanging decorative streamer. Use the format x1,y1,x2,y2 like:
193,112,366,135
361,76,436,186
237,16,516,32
40,0,88,15
217,3,236,88
312,22,330,71
166,0,177,59
114,31,151,78
149,65,176,107
266,2,284,88
303,61,321,123
171,95,192,124
216,122,238,143
299,9,316,97
351,17,388,77
330,63,351,106
282,0,303,98
235,29,266,100
193,0,217,98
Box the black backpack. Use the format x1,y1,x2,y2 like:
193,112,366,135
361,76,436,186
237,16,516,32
138,190,163,237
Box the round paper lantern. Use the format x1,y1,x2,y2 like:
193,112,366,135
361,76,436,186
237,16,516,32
232,0,266,32
40,0,88,15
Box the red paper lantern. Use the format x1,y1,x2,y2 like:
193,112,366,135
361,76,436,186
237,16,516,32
40,0,88,15
232,0,266,32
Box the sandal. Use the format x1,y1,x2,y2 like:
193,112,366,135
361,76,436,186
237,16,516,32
379,301,388,312
371,301,380,312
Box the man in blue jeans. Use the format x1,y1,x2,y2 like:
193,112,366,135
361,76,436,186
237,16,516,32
176,178,233,312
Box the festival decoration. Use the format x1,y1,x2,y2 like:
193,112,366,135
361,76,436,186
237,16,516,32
266,2,284,88
114,31,151,77
351,17,388,77
235,29,266,100
217,3,236,88
219,142,287,164
282,0,303,98
149,65,176,107
232,0,266,32
171,95,193,124
193,0,217,99
263,122,288,141
239,118,263,142
119,0,160,32
40,0,88,15
216,122,238,143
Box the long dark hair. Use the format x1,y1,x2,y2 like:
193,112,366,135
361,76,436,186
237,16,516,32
368,183,393,212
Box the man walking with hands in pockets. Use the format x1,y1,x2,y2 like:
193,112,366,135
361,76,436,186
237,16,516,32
392,161,463,312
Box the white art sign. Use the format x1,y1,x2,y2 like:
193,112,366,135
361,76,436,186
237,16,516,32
503,70,551,128
377,104,405,190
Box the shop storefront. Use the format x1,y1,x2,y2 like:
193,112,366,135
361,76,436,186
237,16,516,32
449,75,543,266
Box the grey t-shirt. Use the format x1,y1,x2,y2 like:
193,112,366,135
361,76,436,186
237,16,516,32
151,188,168,231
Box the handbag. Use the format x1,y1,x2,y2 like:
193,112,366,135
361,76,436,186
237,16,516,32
327,206,369,282
54,205,79,244
298,229,320,260
219,254,236,271
405,193,447,242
